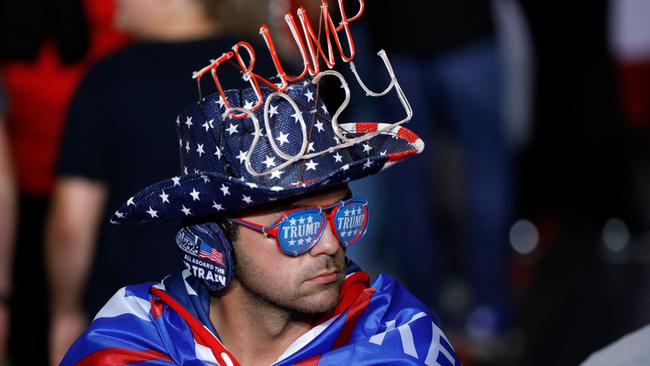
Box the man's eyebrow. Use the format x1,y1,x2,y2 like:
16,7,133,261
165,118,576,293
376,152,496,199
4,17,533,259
284,190,352,210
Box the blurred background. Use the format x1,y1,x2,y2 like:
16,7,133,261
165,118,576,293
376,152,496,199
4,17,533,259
1,0,649,365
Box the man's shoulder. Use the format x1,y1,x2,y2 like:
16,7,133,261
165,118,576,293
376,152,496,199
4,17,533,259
357,273,460,365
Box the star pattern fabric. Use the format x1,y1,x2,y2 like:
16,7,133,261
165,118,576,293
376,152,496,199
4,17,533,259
111,79,424,224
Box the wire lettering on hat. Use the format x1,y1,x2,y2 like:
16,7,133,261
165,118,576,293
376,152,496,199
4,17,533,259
192,0,364,119
222,65,413,178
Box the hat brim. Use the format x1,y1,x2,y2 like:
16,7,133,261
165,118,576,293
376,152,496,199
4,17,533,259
110,123,423,224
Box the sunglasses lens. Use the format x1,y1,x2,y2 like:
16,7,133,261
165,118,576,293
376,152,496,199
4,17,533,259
334,201,369,246
277,211,325,256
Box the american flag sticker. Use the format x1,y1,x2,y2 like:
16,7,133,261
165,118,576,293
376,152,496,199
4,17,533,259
199,242,225,266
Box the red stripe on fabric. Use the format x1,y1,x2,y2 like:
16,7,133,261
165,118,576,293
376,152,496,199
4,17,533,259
151,297,165,319
331,287,374,349
77,348,172,365
396,127,418,143
318,272,370,321
353,122,379,133
388,149,417,162
295,354,322,366
151,288,241,366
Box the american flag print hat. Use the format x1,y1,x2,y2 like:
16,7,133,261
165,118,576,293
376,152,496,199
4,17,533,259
110,74,423,224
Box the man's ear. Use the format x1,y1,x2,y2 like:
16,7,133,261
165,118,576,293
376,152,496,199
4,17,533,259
176,222,236,292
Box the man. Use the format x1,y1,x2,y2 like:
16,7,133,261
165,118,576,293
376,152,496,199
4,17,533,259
60,18,460,364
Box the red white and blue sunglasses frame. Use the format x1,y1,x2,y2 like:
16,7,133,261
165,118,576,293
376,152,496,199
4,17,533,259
228,196,370,256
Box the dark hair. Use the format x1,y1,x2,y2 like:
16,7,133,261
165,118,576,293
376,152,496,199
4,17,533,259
181,214,239,243
216,216,239,243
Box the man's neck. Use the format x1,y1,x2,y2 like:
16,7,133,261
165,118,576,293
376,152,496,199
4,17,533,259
210,281,318,365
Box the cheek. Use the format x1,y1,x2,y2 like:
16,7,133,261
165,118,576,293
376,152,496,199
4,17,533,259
236,230,297,282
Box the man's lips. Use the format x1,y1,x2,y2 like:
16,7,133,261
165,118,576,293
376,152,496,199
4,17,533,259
306,270,340,284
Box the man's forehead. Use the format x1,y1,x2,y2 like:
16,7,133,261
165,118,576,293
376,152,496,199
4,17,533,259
234,185,350,217
284,185,351,209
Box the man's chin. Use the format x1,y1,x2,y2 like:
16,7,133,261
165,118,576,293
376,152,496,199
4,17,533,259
297,282,342,314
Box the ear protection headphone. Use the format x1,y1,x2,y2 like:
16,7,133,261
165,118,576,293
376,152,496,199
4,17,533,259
175,222,235,292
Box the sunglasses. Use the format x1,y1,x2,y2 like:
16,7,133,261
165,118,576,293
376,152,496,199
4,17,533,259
228,196,370,256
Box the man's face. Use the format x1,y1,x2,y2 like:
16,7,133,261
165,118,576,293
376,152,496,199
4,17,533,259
231,186,348,315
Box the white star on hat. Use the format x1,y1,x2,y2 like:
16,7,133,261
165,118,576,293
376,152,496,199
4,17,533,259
115,211,124,218
242,195,253,204
362,143,373,154
268,104,279,118
127,197,136,206
236,150,247,164
342,164,350,171
291,111,301,123
226,123,239,135
263,155,277,168
146,207,158,218
214,147,222,159
216,96,225,108
200,174,210,183
305,159,319,171
185,117,193,128
250,128,266,137
159,190,170,203
304,90,314,102
190,188,201,201
321,104,329,114
212,201,224,211
202,119,214,131
181,206,192,216
243,100,255,110
172,177,181,186
270,169,284,179
363,159,373,170
276,131,290,146
307,142,315,152
220,184,230,196
314,120,324,132
176,117,181,126
333,152,343,163
196,144,205,157
185,141,191,153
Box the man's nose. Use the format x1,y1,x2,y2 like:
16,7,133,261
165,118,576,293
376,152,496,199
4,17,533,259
309,219,340,256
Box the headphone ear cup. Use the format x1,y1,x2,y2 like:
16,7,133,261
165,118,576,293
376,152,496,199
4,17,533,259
175,222,235,292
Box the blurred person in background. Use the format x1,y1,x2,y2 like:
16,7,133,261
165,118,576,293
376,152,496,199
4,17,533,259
576,2,650,365
349,0,517,360
609,0,650,230
0,0,128,363
46,0,277,363
0,77,17,365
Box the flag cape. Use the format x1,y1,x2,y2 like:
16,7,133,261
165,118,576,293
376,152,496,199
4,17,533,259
62,266,460,365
